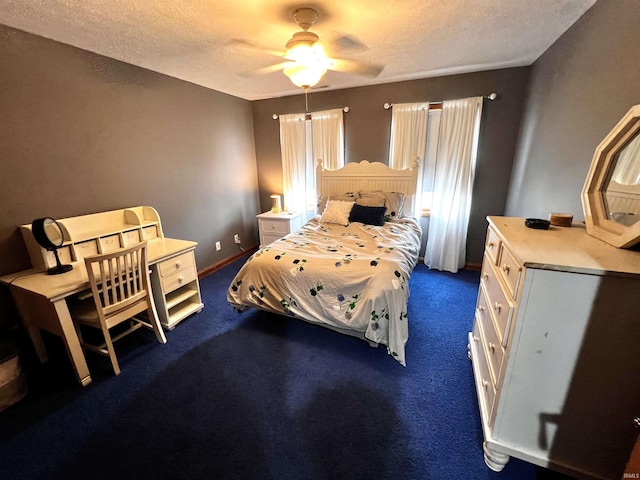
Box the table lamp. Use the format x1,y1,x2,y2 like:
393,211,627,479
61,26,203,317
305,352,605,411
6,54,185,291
270,195,282,213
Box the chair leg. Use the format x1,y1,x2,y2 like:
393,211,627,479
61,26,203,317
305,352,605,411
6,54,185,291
147,302,167,344
101,324,121,375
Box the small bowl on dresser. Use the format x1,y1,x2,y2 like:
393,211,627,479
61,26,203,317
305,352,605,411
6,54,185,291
524,218,551,230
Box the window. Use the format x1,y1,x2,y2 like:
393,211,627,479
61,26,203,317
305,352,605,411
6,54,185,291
421,109,441,216
280,109,344,219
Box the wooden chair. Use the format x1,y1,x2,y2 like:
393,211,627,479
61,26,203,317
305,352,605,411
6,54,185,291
71,241,167,375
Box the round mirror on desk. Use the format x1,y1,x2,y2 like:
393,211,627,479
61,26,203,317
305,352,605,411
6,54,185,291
31,217,73,275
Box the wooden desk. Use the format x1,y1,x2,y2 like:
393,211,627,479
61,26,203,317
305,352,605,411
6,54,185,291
0,238,201,386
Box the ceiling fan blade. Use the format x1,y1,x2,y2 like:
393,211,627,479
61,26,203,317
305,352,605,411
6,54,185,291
227,38,286,59
328,33,369,53
239,61,294,78
328,58,384,78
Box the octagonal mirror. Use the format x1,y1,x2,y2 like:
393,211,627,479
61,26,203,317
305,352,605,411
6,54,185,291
582,104,640,248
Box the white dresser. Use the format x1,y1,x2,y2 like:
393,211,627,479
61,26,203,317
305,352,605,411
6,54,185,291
469,216,640,479
257,211,304,247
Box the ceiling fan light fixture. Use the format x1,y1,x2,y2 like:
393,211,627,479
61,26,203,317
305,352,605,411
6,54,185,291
284,62,327,88
284,43,329,88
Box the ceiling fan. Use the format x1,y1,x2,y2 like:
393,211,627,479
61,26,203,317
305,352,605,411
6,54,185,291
233,7,384,89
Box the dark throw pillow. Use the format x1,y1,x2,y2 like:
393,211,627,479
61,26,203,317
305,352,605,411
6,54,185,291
348,204,386,226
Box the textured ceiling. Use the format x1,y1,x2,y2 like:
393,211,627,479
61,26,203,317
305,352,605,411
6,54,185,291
0,0,597,100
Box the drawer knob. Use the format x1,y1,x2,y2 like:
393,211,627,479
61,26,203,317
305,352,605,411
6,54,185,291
271,225,276,230
494,302,502,313
502,264,510,273
489,342,496,353
482,273,489,280
488,242,495,247
479,306,484,313
175,261,182,269
482,379,489,389
178,276,184,284
473,335,479,343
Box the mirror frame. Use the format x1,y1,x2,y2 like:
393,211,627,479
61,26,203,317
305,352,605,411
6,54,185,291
582,104,640,248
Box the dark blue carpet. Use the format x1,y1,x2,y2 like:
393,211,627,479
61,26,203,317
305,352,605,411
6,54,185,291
0,257,573,479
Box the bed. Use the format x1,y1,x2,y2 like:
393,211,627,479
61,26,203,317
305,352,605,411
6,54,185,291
227,160,422,365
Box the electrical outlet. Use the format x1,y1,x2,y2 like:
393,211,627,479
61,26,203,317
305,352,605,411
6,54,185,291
234,234,241,244
215,241,221,251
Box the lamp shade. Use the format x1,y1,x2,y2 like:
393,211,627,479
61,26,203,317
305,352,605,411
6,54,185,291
270,195,282,213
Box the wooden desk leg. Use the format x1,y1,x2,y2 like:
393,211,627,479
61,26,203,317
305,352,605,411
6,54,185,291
11,286,92,387
53,300,92,387
27,325,49,363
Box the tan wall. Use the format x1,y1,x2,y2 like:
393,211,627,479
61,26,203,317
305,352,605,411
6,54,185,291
0,25,260,331
507,0,640,220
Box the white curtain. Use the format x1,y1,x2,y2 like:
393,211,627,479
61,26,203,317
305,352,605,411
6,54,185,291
425,96,483,273
311,108,344,170
280,109,344,215
389,102,430,215
279,113,307,213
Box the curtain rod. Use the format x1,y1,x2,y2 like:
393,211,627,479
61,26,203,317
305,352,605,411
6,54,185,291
383,92,498,110
272,106,349,120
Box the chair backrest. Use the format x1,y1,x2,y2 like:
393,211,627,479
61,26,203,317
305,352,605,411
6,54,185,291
84,241,150,319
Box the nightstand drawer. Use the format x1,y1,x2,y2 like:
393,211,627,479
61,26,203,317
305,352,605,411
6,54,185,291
158,251,195,277
259,219,290,235
262,233,284,245
161,265,197,294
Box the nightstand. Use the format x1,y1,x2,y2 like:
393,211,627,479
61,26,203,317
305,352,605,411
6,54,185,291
257,211,304,247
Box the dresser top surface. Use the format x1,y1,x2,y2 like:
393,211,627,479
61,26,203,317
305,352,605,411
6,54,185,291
488,216,640,276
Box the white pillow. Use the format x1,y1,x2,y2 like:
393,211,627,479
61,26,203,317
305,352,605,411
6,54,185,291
320,200,355,226
317,193,356,215
359,190,405,218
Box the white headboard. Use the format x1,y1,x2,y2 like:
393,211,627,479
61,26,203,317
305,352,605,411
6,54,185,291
316,160,420,197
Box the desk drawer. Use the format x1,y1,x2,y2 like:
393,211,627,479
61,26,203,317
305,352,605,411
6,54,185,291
158,251,195,277
161,265,197,294
122,229,141,247
99,235,120,253
73,240,99,261
260,219,289,235
141,225,158,240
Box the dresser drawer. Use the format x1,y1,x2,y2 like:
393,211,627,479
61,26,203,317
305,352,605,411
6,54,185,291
481,259,514,347
161,265,197,294
472,318,497,421
259,219,290,235
485,226,501,264
477,285,505,386
158,251,195,277
496,243,522,300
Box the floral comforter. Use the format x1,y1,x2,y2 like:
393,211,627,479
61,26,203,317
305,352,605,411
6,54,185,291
227,216,422,365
